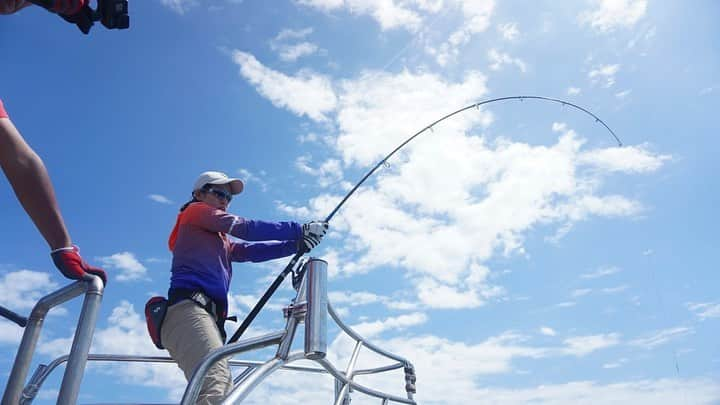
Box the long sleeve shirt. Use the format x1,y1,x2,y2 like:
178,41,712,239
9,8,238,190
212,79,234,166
168,202,301,309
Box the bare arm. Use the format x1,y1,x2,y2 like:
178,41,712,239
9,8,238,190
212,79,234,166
0,117,72,250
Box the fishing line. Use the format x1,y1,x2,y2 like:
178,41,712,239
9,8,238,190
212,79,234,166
228,95,622,344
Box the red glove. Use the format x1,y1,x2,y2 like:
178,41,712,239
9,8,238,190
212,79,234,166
0,99,8,119
26,0,93,34
51,246,108,286
57,0,94,34
49,0,86,15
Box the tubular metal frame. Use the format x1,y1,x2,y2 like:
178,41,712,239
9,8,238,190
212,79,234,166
2,275,104,405
1,259,417,404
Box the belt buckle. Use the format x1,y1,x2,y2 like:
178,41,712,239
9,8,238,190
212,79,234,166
191,292,217,318
191,292,208,307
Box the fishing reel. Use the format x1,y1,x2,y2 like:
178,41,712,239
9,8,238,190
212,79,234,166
29,0,129,34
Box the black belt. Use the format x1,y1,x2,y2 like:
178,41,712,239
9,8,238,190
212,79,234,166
167,288,237,343
168,288,220,320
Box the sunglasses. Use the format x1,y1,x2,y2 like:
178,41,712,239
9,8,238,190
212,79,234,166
205,187,233,202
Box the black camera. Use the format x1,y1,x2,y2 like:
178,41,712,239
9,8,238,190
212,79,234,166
96,0,129,30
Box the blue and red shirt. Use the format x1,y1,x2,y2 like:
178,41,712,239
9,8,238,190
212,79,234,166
168,202,301,310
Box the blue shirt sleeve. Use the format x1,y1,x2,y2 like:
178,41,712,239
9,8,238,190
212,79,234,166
229,219,302,242
230,240,298,263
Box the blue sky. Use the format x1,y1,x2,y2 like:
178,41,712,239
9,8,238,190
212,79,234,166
1,0,719,403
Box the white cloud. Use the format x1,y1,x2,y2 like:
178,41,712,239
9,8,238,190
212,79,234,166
0,322,23,345
540,326,557,336
445,378,720,404
488,48,527,72
428,0,495,65
159,0,197,14
497,22,519,40
330,331,548,390
699,87,714,95
567,87,581,95
581,266,621,279
385,300,419,310
271,28,319,62
312,121,662,307
616,89,632,99
579,0,648,32
686,302,720,321
0,270,59,311
630,327,695,349
231,51,337,122
148,194,173,204
578,144,671,173
328,290,422,312
329,290,384,306
237,62,669,309
334,69,490,167
589,63,620,87
230,329,570,404
38,308,715,405
416,277,485,309
97,252,148,282
237,168,269,192
351,312,427,338
227,292,261,314
603,357,628,369
562,333,620,356
277,42,320,62
36,389,60,400
317,329,718,404
274,27,313,41
294,0,343,12
298,132,320,143
601,285,628,294
296,0,426,32
572,288,592,297
295,155,344,188
275,200,312,219
627,25,656,49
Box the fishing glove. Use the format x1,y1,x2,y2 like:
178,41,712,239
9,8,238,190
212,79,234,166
47,0,87,14
31,0,94,34
59,4,93,34
300,221,329,252
51,245,108,286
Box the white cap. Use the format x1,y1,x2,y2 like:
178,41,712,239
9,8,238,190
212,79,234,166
193,171,244,195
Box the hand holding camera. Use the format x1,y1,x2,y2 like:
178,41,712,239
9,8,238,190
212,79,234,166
28,0,129,34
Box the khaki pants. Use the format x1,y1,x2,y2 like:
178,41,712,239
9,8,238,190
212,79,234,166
162,300,232,405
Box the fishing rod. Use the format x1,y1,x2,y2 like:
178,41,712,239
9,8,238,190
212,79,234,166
227,95,622,344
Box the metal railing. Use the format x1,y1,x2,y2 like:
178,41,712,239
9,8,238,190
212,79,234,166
1,258,416,404
2,275,105,405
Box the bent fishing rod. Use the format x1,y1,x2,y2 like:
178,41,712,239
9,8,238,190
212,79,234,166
227,95,623,344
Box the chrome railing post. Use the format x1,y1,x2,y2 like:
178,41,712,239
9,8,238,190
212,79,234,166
333,341,362,405
2,279,90,405
304,258,327,360
276,270,307,360
57,275,105,404
180,332,285,405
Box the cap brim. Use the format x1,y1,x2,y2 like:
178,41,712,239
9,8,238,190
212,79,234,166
229,179,244,195
207,178,244,194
